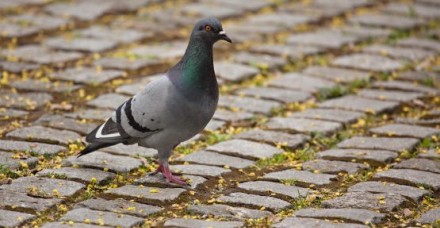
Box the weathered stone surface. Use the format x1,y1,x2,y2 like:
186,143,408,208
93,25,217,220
188,204,272,220
206,139,283,160
274,217,368,228
349,14,425,29
247,13,313,28
213,109,254,122
7,126,81,145
294,208,385,224
268,72,336,93
177,150,254,169
363,44,435,61
60,208,144,228
238,181,310,199
317,149,397,165
251,44,323,60
0,151,38,170
164,218,243,228
395,117,440,127
42,222,109,228
134,174,206,189
234,129,309,149
289,108,364,124
115,75,161,96
170,164,230,177
266,117,342,135
36,114,97,135
205,119,225,131
214,62,259,82
0,108,28,119
1,45,83,64
78,25,150,44
286,30,358,48
45,37,118,53
218,192,290,211
394,158,440,174
95,57,159,71
233,52,287,69
374,169,440,190
50,68,125,85
65,109,113,121
372,80,439,94
383,2,440,19
348,181,429,202
45,1,113,21
357,89,423,102
370,124,440,139
101,144,157,158
76,198,162,218
0,91,53,110
302,66,370,83
63,151,142,173
219,95,280,114
10,79,81,93
237,87,311,103
417,208,440,224
303,159,368,174
418,149,440,159
337,136,419,152
333,54,404,72
182,3,243,19
264,169,336,186
396,37,440,53
0,13,68,38
333,25,392,39
322,192,407,212
0,189,62,213
0,140,65,155
398,71,439,84
318,95,399,114
128,41,186,60
105,185,186,204
87,93,130,109
37,167,115,184
0,209,36,227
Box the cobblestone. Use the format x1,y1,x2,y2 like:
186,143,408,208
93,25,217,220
264,169,337,186
37,167,115,185
0,140,66,156
134,174,206,189
302,159,368,174
317,148,398,166
60,208,144,227
289,108,364,124
417,208,440,224
7,126,81,145
164,218,243,228
105,185,186,204
207,139,283,160
318,95,399,114
266,117,342,134
238,181,311,199
372,80,439,94
274,217,368,228
218,192,290,211
0,151,38,170
170,164,230,177
370,124,440,139
394,158,440,174
286,30,359,49
322,192,408,212
302,66,370,83
177,150,254,169
333,54,405,72
50,68,125,85
76,198,162,218
348,181,429,202
0,209,36,227
357,89,424,102
1,45,84,65
218,95,281,114
294,208,385,224
237,87,312,104
0,91,53,110
187,204,272,220
63,151,142,173
234,129,309,149
337,136,419,152
374,169,440,190
268,72,336,93
214,62,259,82
349,14,425,29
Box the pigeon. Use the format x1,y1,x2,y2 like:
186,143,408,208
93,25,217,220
77,17,231,185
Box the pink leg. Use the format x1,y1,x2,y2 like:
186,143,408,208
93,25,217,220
150,161,187,185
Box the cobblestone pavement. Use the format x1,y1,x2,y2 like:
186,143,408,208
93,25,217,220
0,0,440,227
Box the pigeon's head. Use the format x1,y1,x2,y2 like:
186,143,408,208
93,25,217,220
192,17,232,44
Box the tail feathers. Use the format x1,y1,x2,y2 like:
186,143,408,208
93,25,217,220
77,142,118,157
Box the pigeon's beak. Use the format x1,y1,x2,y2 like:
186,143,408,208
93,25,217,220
219,30,232,43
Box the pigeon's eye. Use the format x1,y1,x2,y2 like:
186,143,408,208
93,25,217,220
205,25,212,32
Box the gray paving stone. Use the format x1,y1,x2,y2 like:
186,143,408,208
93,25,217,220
237,87,312,104
219,95,280,114
349,14,425,29
128,41,186,60
233,52,287,69
0,140,66,156
372,80,439,94
418,149,440,159
115,75,161,96
234,129,309,149
170,164,230,177
134,174,206,189
37,167,115,185
182,3,243,19
205,119,225,131
286,30,359,48
45,1,113,21
374,169,440,190
0,176,85,198
268,72,336,93
0,151,38,170
398,71,439,84
94,57,159,71
188,204,272,220
177,150,254,169
0,209,36,227
383,3,440,19
1,45,83,65
303,159,368,174
0,91,53,110
213,109,254,122
60,208,143,228
0,108,28,119
251,44,323,60
218,192,290,211
395,117,440,127
417,208,440,224
357,89,424,102
238,181,310,199
322,192,408,212
0,61,40,73
36,114,97,135
214,62,259,82
348,181,429,202
363,44,435,61
10,79,81,93
105,185,186,204
337,136,419,152
264,169,337,186
370,124,440,139
100,144,157,158
65,109,113,121
0,189,62,213
76,198,162,218
63,151,142,173
317,149,398,166
50,67,125,85
294,208,385,224
289,108,364,124
164,218,243,228
417,0,440,6
318,95,399,114
394,158,440,174
78,25,150,44
333,25,392,39
41,222,109,228
206,139,283,160
332,54,405,72
274,217,368,228
396,38,440,53
87,93,129,110
266,117,342,135
302,66,370,83
247,13,313,28
7,126,81,145
0,13,69,38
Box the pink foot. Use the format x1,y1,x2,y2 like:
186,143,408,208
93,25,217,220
150,162,187,186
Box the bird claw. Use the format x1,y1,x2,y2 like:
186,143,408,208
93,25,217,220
149,162,188,186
